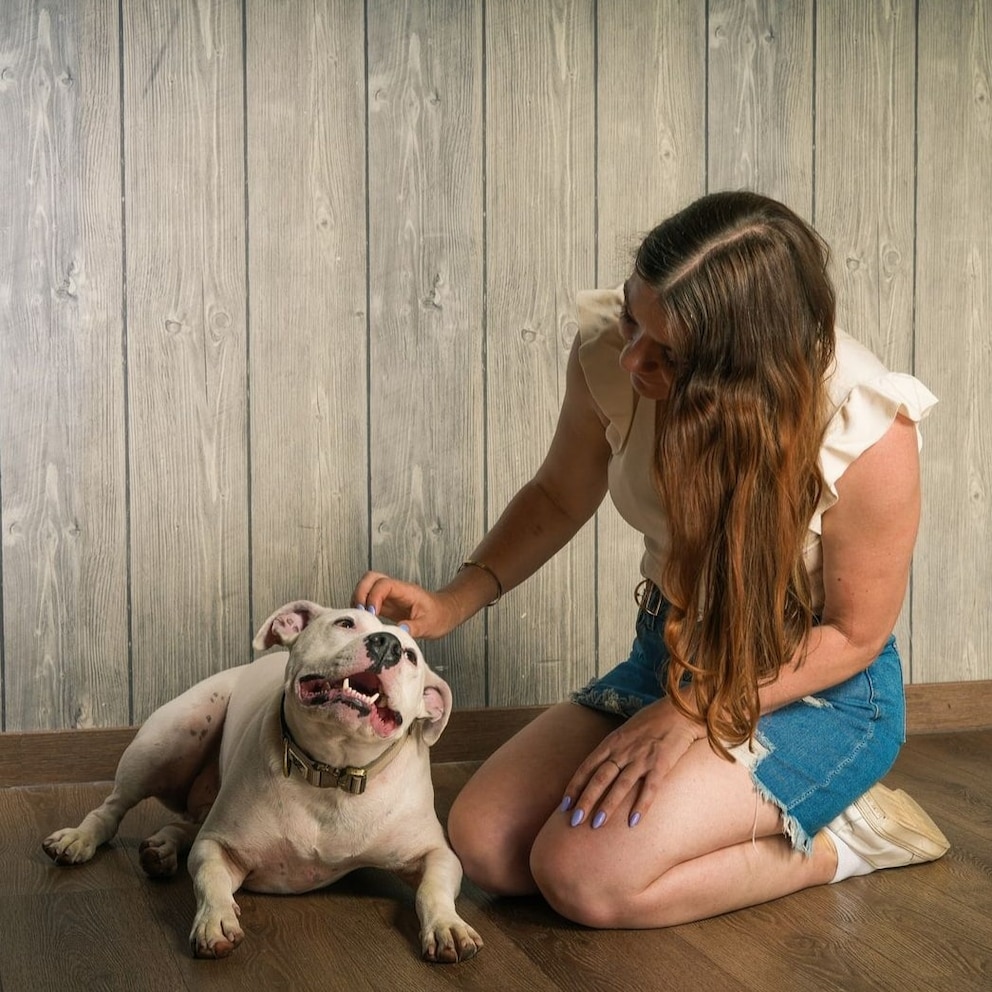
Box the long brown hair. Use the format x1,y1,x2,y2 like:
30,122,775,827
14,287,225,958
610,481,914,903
636,191,836,754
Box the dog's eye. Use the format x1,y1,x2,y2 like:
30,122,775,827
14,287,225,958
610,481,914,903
404,648,418,665
334,617,356,629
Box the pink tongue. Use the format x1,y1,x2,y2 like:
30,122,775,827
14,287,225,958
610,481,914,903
371,705,400,735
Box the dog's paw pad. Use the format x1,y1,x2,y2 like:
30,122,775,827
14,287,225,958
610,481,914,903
138,837,179,877
455,930,483,961
422,920,483,963
42,828,97,865
190,905,244,959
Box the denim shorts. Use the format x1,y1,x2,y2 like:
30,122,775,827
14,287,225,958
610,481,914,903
572,598,906,854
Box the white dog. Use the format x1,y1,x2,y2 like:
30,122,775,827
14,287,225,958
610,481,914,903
43,601,483,963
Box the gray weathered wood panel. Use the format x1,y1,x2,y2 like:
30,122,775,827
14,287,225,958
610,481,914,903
0,0,129,730
366,0,487,705
708,0,813,207
122,0,250,718
914,0,992,683
245,0,368,626
485,0,598,706
0,0,989,732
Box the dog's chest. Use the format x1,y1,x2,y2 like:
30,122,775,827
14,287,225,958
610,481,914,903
231,786,414,894
242,834,359,893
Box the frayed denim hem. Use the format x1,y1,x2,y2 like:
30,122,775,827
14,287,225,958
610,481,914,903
570,684,646,720
727,734,816,856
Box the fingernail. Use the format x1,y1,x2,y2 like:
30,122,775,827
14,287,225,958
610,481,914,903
399,623,410,633
592,811,607,829
569,808,585,827
559,796,572,813
628,811,641,828
367,604,376,616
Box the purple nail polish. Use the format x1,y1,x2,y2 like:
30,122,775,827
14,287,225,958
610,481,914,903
628,811,641,828
367,604,377,616
592,811,607,829
570,808,585,827
559,796,573,813
399,623,410,633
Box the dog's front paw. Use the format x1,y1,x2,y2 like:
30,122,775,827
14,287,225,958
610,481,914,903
42,828,98,865
189,900,244,959
421,917,483,963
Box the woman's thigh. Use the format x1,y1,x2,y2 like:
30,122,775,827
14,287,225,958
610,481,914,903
533,731,782,873
529,733,788,926
447,702,621,895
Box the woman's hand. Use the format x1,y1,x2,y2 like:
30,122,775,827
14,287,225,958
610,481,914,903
561,696,706,829
352,571,462,640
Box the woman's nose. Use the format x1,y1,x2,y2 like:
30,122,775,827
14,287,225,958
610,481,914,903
620,334,659,373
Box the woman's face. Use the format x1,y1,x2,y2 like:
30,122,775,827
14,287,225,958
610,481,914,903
617,274,681,401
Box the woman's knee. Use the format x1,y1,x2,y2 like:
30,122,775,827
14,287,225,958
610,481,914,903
529,828,639,929
446,786,493,881
446,703,614,896
447,778,537,896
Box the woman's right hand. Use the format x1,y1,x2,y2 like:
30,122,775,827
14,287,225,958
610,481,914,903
351,571,461,640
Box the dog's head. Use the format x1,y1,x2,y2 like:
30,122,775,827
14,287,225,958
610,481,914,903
252,601,452,746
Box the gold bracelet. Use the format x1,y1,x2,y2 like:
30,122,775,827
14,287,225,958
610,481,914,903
458,559,503,607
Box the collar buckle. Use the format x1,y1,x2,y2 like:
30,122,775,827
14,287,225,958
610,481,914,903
281,700,395,795
337,767,368,795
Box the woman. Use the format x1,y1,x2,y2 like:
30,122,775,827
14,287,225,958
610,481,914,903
353,191,949,928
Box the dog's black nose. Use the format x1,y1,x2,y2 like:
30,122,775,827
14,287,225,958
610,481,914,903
364,631,402,672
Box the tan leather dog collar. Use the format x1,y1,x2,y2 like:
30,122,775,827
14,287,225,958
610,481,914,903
280,698,404,794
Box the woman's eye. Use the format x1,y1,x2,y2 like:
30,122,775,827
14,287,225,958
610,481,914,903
618,307,636,339
334,617,356,629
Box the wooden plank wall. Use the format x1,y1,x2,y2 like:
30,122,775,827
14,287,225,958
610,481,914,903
0,0,989,732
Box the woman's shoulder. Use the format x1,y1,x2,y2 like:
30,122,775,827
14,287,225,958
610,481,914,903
826,329,893,404
811,329,938,535
575,285,624,355
574,286,639,451
825,329,938,425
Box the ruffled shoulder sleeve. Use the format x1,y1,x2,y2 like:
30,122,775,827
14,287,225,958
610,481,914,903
575,286,639,452
811,329,938,535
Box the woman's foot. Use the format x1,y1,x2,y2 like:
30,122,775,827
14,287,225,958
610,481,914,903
823,783,950,881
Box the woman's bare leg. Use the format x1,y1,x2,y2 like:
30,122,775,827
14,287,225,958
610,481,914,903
447,701,839,924
447,702,621,895
529,734,836,927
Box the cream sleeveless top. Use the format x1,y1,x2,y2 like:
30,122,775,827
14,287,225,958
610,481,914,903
575,286,938,612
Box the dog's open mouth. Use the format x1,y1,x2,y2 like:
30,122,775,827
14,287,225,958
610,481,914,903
297,672,401,734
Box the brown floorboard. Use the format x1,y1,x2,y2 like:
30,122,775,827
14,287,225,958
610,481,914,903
1,730,990,992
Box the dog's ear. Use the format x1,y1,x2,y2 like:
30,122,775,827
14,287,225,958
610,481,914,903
252,601,328,652
417,669,453,746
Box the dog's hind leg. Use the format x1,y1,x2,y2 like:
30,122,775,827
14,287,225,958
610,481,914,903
42,787,145,865
42,667,244,867
139,819,201,877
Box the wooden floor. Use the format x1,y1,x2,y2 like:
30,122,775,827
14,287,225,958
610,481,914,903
2,730,990,992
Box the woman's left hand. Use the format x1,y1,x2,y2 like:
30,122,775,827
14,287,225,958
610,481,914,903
562,696,706,829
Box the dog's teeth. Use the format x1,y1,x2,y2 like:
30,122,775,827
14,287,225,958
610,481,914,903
342,678,350,691
368,692,380,704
